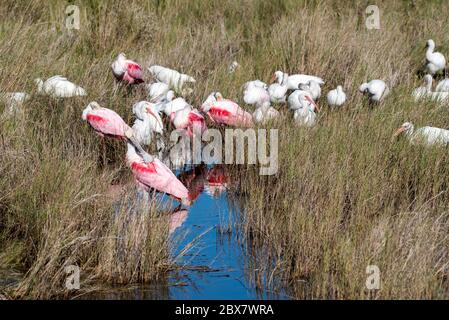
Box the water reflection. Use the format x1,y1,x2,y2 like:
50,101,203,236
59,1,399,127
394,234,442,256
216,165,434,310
83,162,290,300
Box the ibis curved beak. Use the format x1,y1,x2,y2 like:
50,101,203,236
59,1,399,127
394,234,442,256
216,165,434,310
393,127,405,138
269,74,276,84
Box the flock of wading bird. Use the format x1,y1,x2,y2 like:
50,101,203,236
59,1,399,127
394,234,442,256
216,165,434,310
2,39,449,206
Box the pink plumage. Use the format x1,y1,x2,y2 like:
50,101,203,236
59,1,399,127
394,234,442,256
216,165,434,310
205,99,253,127
83,105,130,139
127,145,190,203
111,53,144,85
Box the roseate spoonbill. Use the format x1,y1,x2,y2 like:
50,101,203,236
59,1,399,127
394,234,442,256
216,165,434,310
393,122,449,146
148,65,195,91
126,142,190,205
288,90,318,112
412,75,433,99
111,53,144,84
178,164,208,203
425,39,446,75
201,92,253,127
327,85,346,107
146,82,170,103
253,101,279,124
272,71,324,90
205,165,230,197
132,101,165,153
1,92,30,115
268,71,289,103
359,80,389,103
299,80,321,101
243,80,270,106
35,76,86,98
170,106,207,137
82,102,152,162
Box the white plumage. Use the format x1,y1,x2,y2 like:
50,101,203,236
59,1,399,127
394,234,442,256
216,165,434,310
273,70,324,91
394,122,449,146
34,76,87,98
359,79,389,102
243,81,270,105
268,72,289,103
146,82,170,103
425,39,446,75
1,92,30,115
252,101,279,124
326,85,346,107
299,80,321,101
148,65,195,91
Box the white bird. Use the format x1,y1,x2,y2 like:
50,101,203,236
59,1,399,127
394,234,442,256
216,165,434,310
412,75,449,102
272,71,324,91
252,101,279,124
359,79,389,103
293,104,317,128
132,101,165,155
34,76,87,98
412,74,433,100
162,90,191,117
425,39,446,76
299,80,321,101
146,82,170,103
288,90,318,111
393,122,449,146
326,85,346,107
243,81,270,106
268,72,289,104
1,92,30,115
243,80,268,90
436,78,449,92
148,65,195,91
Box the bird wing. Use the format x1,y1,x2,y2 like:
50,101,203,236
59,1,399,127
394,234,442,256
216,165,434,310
126,61,143,80
133,158,189,200
87,108,129,137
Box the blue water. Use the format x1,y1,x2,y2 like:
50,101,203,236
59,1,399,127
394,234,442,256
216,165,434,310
164,165,289,300
80,164,290,300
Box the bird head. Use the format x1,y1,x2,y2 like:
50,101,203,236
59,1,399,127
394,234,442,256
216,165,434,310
214,92,223,101
393,122,414,139
426,39,435,49
82,101,100,120
359,83,369,93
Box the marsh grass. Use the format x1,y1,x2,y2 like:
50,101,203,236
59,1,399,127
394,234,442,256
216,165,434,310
1,0,449,298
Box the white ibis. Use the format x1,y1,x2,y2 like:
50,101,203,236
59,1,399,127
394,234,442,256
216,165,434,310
35,76,86,98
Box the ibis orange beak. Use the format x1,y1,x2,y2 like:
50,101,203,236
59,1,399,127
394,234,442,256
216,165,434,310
269,74,276,84
393,126,405,138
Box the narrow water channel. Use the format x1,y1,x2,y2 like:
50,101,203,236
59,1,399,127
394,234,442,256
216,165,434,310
90,164,290,299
